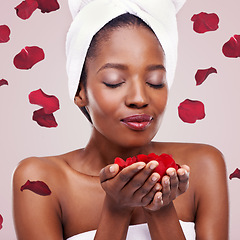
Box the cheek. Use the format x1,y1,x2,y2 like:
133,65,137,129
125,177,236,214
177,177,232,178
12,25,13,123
86,86,122,122
152,89,168,114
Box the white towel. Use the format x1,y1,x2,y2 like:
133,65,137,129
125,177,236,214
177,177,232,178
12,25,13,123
66,0,186,101
66,221,196,240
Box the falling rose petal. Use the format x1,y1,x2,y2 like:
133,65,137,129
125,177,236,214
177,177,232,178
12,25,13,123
115,153,179,182
14,46,45,70
15,0,38,20
0,25,11,43
195,67,217,86
36,0,60,13
33,108,58,128
191,12,219,34
29,89,59,114
229,168,240,180
21,180,51,196
178,99,205,124
0,79,8,87
222,35,240,58
0,214,3,230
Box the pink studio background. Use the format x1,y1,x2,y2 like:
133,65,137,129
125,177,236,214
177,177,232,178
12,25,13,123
0,0,239,239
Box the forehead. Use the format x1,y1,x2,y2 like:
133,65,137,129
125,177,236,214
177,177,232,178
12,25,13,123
89,26,165,68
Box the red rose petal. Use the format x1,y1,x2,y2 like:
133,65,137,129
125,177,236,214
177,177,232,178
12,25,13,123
222,35,240,58
14,46,45,70
33,108,58,128
195,67,217,86
36,0,60,13
21,180,51,196
15,0,38,20
0,25,11,43
147,153,158,161
0,79,8,87
29,89,59,114
191,12,219,34
155,154,179,182
126,156,137,166
0,214,3,230
229,168,240,180
178,99,205,124
115,153,180,182
136,154,149,163
114,157,126,171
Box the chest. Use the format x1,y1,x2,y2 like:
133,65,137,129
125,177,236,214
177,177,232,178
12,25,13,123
60,175,195,239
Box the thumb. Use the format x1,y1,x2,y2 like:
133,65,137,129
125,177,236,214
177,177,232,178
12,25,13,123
99,164,119,183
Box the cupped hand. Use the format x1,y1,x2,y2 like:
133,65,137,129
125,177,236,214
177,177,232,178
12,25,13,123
144,165,190,211
99,161,162,211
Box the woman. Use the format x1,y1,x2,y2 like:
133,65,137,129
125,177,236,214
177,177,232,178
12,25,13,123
13,0,229,239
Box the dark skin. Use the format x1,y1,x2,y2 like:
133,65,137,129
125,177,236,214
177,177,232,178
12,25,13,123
13,26,229,240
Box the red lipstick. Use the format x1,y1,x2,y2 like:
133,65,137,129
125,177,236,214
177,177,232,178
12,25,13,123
121,114,153,131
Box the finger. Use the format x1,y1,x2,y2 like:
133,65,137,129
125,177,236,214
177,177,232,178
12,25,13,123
166,168,178,200
133,172,160,202
177,167,189,193
99,164,120,183
161,176,171,205
124,161,159,193
181,165,190,174
115,162,146,190
144,191,163,211
141,181,161,206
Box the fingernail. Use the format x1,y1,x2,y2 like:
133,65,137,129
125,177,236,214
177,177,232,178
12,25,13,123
180,170,186,176
138,164,145,170
157,195,162,201
150,163,158,170
152,175,158,182
110,165,115,173
165,179,169,185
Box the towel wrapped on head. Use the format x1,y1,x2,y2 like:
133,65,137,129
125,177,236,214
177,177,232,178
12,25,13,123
66,0,186,101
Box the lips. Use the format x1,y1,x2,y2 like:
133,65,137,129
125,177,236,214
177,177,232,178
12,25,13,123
121,114,153,131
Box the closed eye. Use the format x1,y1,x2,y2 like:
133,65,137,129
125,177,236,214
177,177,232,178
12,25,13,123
146,82,165,89
103,82,124,88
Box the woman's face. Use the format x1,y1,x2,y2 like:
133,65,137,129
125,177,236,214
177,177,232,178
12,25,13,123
78,26,168,148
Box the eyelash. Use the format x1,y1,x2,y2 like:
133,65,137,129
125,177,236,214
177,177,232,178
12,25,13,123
103,82,124,88
147,82,165,89
103,82,165,89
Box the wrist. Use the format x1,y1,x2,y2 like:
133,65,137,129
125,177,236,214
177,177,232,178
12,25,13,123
143,201,174,217
104,194,134,217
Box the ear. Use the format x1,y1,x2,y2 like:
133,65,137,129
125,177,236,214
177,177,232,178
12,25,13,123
74,83,88,108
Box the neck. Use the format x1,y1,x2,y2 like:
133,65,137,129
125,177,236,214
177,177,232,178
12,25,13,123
82,128,155,172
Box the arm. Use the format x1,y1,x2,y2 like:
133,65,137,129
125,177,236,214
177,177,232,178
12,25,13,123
97,161,189,240
96,161,161,240
143,166,190,240
192,146,229,239
13,158,63,240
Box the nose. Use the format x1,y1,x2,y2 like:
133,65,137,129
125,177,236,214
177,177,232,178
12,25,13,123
125,80,149,109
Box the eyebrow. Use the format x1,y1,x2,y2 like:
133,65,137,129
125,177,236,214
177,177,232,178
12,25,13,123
97,63,128,73
146,64,166,72
97,63,166,73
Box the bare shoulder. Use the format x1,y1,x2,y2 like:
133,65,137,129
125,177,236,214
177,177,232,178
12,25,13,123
154,142,226,171
12,152,82,239
13,155,66,189
13,149,82,184
155,142,227,193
